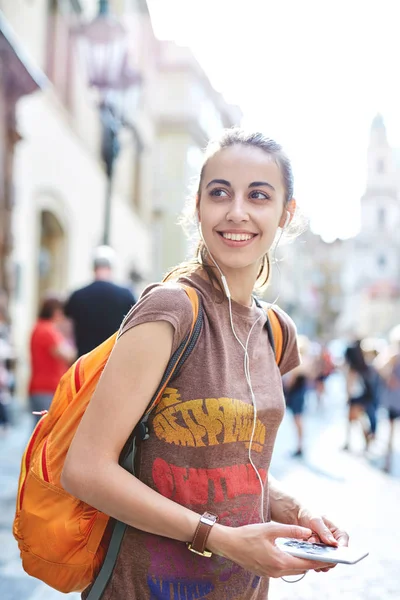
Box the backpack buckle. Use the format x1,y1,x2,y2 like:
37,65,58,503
137,421,150,441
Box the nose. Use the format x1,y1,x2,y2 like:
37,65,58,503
226,196,249,223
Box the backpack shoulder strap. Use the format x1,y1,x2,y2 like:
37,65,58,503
266,307,283,367
143,283,202,416
253,297,284,367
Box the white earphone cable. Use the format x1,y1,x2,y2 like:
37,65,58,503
197,218,306,583
199,230,267,522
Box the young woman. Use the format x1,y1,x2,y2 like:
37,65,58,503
62,129,348,600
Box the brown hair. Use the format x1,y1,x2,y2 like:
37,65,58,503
39,296,64,320
164,127,298,295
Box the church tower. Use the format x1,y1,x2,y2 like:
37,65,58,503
339,114,400,336
358,114,399,284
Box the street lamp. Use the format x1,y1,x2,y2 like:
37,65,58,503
78,0,141,246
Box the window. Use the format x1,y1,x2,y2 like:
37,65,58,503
46,0,81,108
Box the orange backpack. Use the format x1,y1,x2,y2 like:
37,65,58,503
13,285,283,598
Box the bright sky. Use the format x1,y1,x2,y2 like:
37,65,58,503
147,0,400,242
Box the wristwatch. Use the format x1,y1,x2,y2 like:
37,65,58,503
187,512,218,558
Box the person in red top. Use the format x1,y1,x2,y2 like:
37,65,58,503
29,296,76,425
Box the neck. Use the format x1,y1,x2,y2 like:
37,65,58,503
221,266,258,306
95,268,112,281
197,264,259,307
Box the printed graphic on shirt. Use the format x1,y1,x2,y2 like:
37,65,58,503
144,387,269,598
146,574,261,600
145,536,263,600
147,576,214,600
152,458,266,505
153,388,266,452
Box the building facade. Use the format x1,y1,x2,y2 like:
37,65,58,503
150,41,241,278
0,10,46,317
275,114,400,341
0,0,240,396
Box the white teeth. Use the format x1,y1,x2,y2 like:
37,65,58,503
222,232,253,241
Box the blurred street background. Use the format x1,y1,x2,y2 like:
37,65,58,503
1,0,400,599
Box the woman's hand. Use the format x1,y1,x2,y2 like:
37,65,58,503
208,521,334,578
296,507,349,573
297,507,349,546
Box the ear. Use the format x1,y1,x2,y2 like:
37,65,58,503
279,198,296,228
196,194,201,222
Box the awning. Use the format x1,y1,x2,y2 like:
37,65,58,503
0,10,47,98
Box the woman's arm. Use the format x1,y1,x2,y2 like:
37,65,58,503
61,321,328,578
269,473,302,525
62,320,202,541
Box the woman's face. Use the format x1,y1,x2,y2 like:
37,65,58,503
198,144,288,276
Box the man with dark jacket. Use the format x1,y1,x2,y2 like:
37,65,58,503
65,246,136,356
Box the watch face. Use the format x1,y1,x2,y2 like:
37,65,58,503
201,513,217,526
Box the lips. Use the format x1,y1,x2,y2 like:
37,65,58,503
216,231,258,248
218,231,257,241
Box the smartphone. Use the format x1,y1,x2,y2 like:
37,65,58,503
275,538,369,565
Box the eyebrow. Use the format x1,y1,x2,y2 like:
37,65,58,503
249,181,276,192
205,179,276,192
206,179,231,189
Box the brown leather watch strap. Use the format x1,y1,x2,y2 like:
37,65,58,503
187,512,218,557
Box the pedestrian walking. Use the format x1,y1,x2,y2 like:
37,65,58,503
313,343,334,407
343,340,377,451
65,246,136,357
61,128,348,600
29,296,76,425
375,325,400,472
283,335,312,457
359,338,383,444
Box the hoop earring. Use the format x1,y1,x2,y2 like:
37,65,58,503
256,252,271,289
264,252,271,284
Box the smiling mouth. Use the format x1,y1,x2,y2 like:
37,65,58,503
218,232,257,241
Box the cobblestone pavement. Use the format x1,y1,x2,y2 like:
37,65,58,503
1,374,399,599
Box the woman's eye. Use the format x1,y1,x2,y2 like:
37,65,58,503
210,188,229,198
250,191,269,200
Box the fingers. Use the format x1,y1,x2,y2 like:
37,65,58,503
320,516,349,547
331,526,349,547
307,516,338,546
315,566,336,573
271,523,312,540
